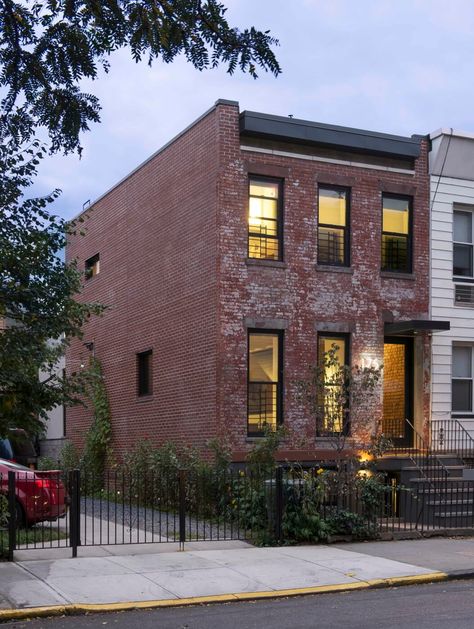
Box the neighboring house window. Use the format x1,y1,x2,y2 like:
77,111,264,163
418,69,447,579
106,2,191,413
453,208,474,278
452,345,473,413
85,253,100,279
381,195,412,272
137,350,153,397
248,177,283,260
248,331,282,435
318,334,349,435
318,186,350,266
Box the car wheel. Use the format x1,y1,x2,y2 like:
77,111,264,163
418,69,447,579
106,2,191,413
14,500,25,529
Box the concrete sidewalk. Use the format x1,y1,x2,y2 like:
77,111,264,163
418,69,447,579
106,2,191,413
1,537,474,618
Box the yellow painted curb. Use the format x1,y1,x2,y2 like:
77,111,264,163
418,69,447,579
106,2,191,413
0,571,449,622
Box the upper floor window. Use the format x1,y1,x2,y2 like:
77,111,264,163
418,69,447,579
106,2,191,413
248,177,283,261
452,345,473,413
318,186,350,266
137,349,153,397
381,195,412,273
453,208,474,278
85,253,100,280
248,330,282,436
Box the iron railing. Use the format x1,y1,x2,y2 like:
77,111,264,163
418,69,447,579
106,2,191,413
2,465,474,560
431,418,474,464
392,419,449,489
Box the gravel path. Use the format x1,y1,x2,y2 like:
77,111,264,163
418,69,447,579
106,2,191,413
80,496,244,542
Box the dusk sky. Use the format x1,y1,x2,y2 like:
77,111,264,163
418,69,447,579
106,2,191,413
34,0,474,219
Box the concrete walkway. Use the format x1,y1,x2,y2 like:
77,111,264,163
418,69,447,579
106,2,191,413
2,537,474,617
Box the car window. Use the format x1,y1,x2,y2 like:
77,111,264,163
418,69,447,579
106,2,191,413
0,439,13,460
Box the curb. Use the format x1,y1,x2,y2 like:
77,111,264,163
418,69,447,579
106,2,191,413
0,571,452,622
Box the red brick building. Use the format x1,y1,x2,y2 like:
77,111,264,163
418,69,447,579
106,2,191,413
67,99,444,462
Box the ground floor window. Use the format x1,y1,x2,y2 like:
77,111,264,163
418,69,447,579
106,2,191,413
452,344,473,413
317,333,349,435
247,330,283,436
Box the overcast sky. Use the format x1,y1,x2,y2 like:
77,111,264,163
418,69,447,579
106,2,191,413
33,0,474,219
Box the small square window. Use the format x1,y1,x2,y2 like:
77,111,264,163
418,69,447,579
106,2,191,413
137,350,153,397
85,253,100,280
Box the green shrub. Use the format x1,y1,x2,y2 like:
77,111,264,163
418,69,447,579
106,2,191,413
59,441,80,472
0,494,8,529
325,509,378,540
37,456,58,471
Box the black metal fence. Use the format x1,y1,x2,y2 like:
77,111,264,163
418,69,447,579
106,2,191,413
2,467,474,560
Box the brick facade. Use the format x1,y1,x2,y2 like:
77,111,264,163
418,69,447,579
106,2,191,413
66,100,430,462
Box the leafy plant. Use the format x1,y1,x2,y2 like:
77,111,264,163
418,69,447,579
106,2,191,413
82,357,112,487
59,441,81,472
37,456,58,471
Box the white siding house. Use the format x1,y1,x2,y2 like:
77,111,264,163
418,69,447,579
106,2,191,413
430,129,474,441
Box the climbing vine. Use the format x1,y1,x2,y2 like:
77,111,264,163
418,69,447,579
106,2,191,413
82,357,112,485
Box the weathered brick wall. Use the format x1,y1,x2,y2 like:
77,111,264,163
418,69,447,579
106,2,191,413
66,105,222,460
67,101,430,463
216,104,430,459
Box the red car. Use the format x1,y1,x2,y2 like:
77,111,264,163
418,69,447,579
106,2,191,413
0,459,67,526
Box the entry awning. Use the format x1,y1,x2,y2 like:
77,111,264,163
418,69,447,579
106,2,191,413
384,319,450,335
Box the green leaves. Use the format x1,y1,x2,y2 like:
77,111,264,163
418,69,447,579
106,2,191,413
0,0,281,154
0,138,104,436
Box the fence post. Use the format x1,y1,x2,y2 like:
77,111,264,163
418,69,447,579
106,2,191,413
7,471,16,562
178,469,186,551
274,467,283,544
69,469,81,558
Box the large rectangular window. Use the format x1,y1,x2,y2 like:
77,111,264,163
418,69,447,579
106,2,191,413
318,186,350,266
248,331,282,435
453,208,474,278
382,195,412,272
452,345,473,413
137,350,153,397
317,334,349,435
248,177,283,261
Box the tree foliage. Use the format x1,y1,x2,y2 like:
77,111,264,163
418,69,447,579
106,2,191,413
0,0,281,153
0,137,103,435
0,1,280,436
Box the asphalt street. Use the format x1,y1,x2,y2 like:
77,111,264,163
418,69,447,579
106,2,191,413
5,579,474,629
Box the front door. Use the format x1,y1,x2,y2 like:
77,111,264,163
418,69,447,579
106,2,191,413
382,337,414,448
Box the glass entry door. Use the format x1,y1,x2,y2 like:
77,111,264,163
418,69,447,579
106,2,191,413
383,338,414,447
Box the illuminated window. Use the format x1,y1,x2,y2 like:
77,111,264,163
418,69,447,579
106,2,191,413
318,186,350,266
452,345,473,413
318,334,349,435
382,195,412,272
248,331,282,435
453,208,474,278
137,350,153,397
248,177,283,260
85,253,100,280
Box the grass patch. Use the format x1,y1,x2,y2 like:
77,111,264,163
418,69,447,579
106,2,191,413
0,526,68,547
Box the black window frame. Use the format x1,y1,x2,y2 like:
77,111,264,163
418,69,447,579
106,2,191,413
317,184,351,267
381,193,413,273
247,329,283,437
137,349,153,397
85,253,100,280
317,332,350,437
452,344,474,414
248,176,284,262
453,208,474,280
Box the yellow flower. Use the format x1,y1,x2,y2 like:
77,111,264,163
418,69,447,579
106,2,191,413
317,468,324,475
